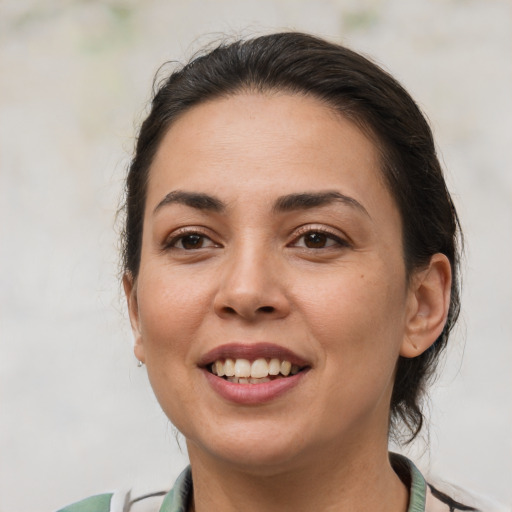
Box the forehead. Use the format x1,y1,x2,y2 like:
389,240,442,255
147,92,393,217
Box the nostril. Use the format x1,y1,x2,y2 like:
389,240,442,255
216,304,280,319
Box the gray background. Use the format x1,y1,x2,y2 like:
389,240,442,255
1,1,511,511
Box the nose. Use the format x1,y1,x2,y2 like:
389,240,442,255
213,243,291,322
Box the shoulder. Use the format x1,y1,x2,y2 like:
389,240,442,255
56,489,173,512
390,453,506,512
426,479,510,512
56,489,171,512
54,469,192,512
56,492,118,512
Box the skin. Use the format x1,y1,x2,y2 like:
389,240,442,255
124,92,451,512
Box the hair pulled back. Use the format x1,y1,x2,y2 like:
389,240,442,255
122,32,462,442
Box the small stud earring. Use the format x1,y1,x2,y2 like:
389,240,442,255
137,360,144,368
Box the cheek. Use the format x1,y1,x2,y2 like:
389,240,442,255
296,264,407,369
135,266,214,429
136,265,213,361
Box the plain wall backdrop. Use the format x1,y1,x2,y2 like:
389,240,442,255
1,1,511,511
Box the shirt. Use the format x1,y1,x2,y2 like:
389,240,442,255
56,454,482,512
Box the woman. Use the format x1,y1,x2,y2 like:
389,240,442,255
59,32,479,512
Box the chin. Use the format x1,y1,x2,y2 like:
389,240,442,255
185,419,312,474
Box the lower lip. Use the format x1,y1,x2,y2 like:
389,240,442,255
203,369,308,405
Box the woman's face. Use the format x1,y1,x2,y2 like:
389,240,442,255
126,93,416,471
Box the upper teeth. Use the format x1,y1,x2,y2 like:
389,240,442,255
211,358,300,378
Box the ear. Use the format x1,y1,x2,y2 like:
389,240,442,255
400,254,452,358
123,273,145,364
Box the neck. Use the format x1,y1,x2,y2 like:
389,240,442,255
187,438,408,512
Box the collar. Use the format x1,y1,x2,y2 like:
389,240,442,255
390,453,428,512
158,454,428,512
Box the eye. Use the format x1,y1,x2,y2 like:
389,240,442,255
291,229,348,249
166,232,219,250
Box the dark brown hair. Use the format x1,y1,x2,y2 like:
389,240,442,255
122,32,462,442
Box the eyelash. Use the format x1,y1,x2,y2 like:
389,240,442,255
290,226,350,250
164,225,349,253
163,228,219,251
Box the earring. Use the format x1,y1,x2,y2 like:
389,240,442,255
137,359,144,368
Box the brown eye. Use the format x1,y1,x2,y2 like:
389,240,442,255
165,229,221,252
170,233,217,250
179,234,204,249
304,232,329,248
291,230,347,250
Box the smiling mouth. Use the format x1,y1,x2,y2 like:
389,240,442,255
208,357,307,384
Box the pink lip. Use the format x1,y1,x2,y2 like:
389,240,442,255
198,342,311,405
203,369,309,405
198,342,310,367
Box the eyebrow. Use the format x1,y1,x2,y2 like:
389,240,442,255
153,190,225,215
153,189,369,218
273,191,370,217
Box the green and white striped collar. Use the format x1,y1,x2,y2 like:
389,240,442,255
157,454,429,512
